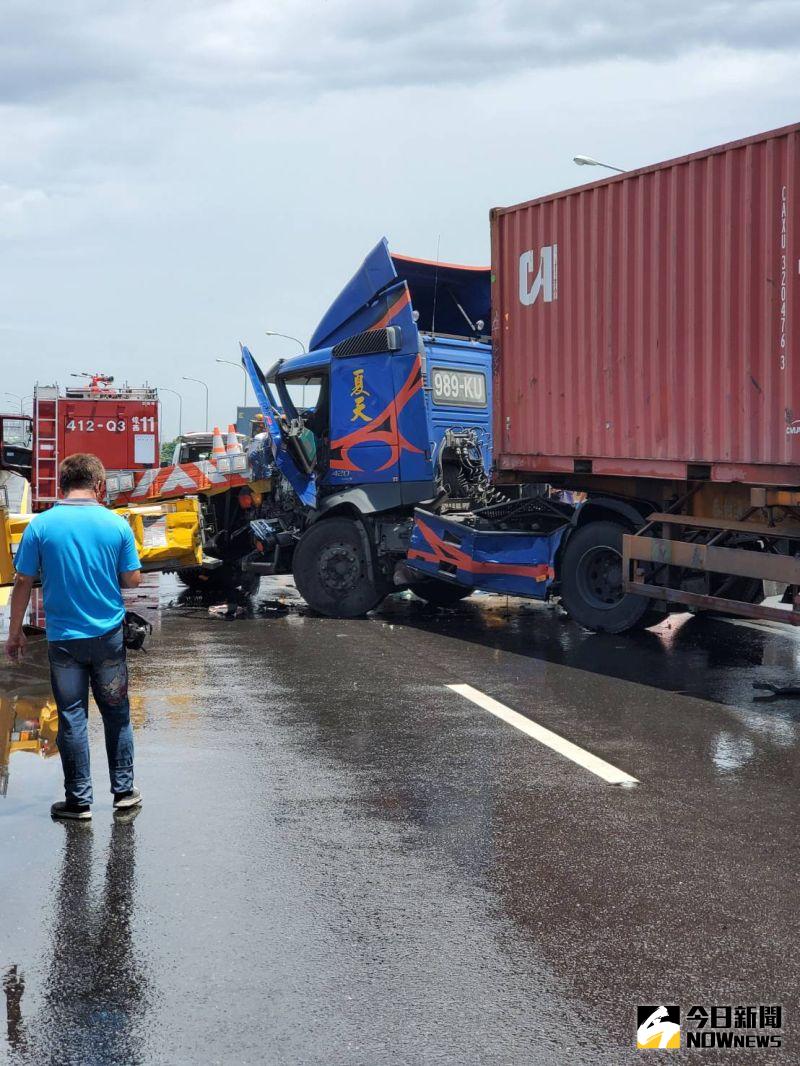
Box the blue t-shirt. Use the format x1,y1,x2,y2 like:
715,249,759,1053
15,501,141,641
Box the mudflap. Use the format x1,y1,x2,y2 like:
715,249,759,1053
407,509,567,599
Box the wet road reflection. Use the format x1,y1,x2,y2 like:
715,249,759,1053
378,592,800,709
0,693,58,796
3,819,148,1065
0,632,152,800
375,593,800,778
1,576,799,1062
248,587,800,1055
0,633,58,799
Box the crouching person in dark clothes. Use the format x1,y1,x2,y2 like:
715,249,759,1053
5,454,143,821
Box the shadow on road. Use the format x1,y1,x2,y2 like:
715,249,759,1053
372,592,800,717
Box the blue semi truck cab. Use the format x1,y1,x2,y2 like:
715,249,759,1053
242,238,573,616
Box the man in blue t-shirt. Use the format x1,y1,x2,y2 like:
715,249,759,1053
6,453,143,821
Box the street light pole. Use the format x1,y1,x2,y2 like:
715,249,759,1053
264,331,306,353
4,392,23,414
573,155,625,174
157,386,183,438
216,358,248,406
264,330,307,406
182,376,209,431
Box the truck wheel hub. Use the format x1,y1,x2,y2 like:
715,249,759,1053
319,543,361,591
576,546,622,609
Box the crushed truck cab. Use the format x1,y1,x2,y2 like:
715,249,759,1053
240,238,570,616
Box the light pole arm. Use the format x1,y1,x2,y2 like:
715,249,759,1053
157,387,183,437
216,358,249,406
182,376,209,431
573,155,625,174
265,331,306,353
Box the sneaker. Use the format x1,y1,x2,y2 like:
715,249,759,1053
51,801,91,821
113,787,142,810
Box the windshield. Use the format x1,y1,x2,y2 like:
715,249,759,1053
181,443,213,463
1,418,33,448
283,373,323,412
277,371,329,472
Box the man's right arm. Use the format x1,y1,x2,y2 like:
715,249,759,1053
6,526,39,662
6,574,35,661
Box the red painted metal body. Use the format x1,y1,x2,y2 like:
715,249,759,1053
491,122,800,486
58,396,158,471
32,383,159,507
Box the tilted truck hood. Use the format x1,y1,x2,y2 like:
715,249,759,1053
309,238,398,350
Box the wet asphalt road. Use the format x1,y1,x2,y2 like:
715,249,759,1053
1,577,799,1064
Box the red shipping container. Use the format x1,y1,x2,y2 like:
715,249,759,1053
491,122,800,486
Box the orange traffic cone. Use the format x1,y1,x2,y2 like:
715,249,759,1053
211,425,226,458
226,424,242,454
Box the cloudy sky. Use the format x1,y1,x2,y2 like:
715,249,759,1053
2,0,799,435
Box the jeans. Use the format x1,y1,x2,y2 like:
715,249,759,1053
48,624,134,805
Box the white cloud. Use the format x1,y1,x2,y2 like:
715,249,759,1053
1,1,798,428
2,1,799,105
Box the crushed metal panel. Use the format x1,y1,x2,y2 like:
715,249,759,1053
115,498,203,572
407,509,567,599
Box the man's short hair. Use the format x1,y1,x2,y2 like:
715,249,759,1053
59,453,106,493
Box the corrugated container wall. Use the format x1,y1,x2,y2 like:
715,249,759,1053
491,123,800,486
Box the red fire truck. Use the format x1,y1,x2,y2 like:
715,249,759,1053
1,375,260,592
0,374,159,510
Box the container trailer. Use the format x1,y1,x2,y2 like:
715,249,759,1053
489,120,800,630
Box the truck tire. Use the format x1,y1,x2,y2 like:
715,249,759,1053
409,578,472,607
560,520,657,633
293,517,384,618
176,565,260,596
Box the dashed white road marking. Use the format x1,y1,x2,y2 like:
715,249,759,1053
447,683,639,787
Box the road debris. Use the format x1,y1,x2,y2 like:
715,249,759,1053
207,602,250,621
752,681,800,701
256,599,290,617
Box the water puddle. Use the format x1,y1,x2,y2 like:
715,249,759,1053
0,631,57,799
0,575,165,804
